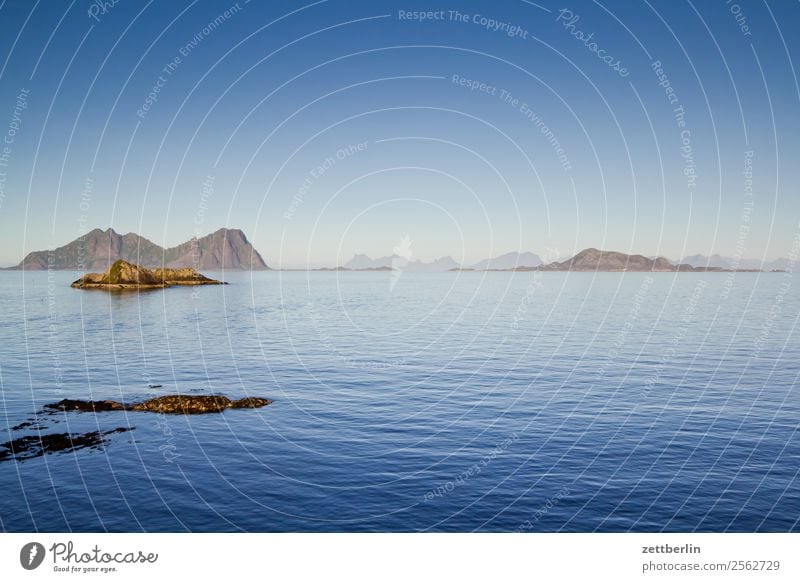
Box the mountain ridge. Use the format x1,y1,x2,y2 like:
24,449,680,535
679,253,789,271
9,228,269,271
472,251,542,270
338,248,786,272
342,254,460,271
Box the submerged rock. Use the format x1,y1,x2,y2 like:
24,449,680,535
43,394,272,415
45,399,127,412
0,428,132,462
71,259,225,289
2,394,270,462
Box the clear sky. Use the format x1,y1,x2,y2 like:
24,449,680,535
0,0,798,267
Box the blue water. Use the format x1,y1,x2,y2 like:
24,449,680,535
0,270,798,532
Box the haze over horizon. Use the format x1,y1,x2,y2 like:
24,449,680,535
0,1,798,268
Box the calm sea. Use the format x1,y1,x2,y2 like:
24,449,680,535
0,270,798,532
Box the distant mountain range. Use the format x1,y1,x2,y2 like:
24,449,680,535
342,252,541,271
8,234,790,273
679,254,789,271
343,254,460,272
9,228,269,270
338,248,788,272
471,251,542,270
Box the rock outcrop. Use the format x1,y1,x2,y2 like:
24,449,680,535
130,395,272,414
44,394,272,414
71,259,225,289
0,428,132,463
2,393,271,462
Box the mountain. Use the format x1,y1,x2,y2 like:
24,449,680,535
11,228,269,270
344,254,380,270
342,254,460,271
764,258,791,271
343,254,398,270
160,228,268,271
404,256,460,272
10,228,162,271
542,248,691,271
679,254,731,269
680,253,789,271
472,251,542,270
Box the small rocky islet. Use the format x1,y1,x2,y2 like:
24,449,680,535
70,259,225,290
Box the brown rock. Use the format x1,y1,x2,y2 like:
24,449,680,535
131,395,233,414
229,397,273,409
45,399,128,412
71,259,224,289
39,394,272,415
131,395,272,413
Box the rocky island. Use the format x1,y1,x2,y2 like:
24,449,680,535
537,248,693,272
71,259,225,289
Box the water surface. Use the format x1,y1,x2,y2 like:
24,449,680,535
0,270,797,532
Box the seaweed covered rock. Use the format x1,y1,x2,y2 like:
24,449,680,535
5,393,270,463
132,395,272,413
229,397,273,409
0,428,132,462
45,399,128,412
41,394,272,415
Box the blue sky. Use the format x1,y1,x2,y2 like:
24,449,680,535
0,0,798,267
